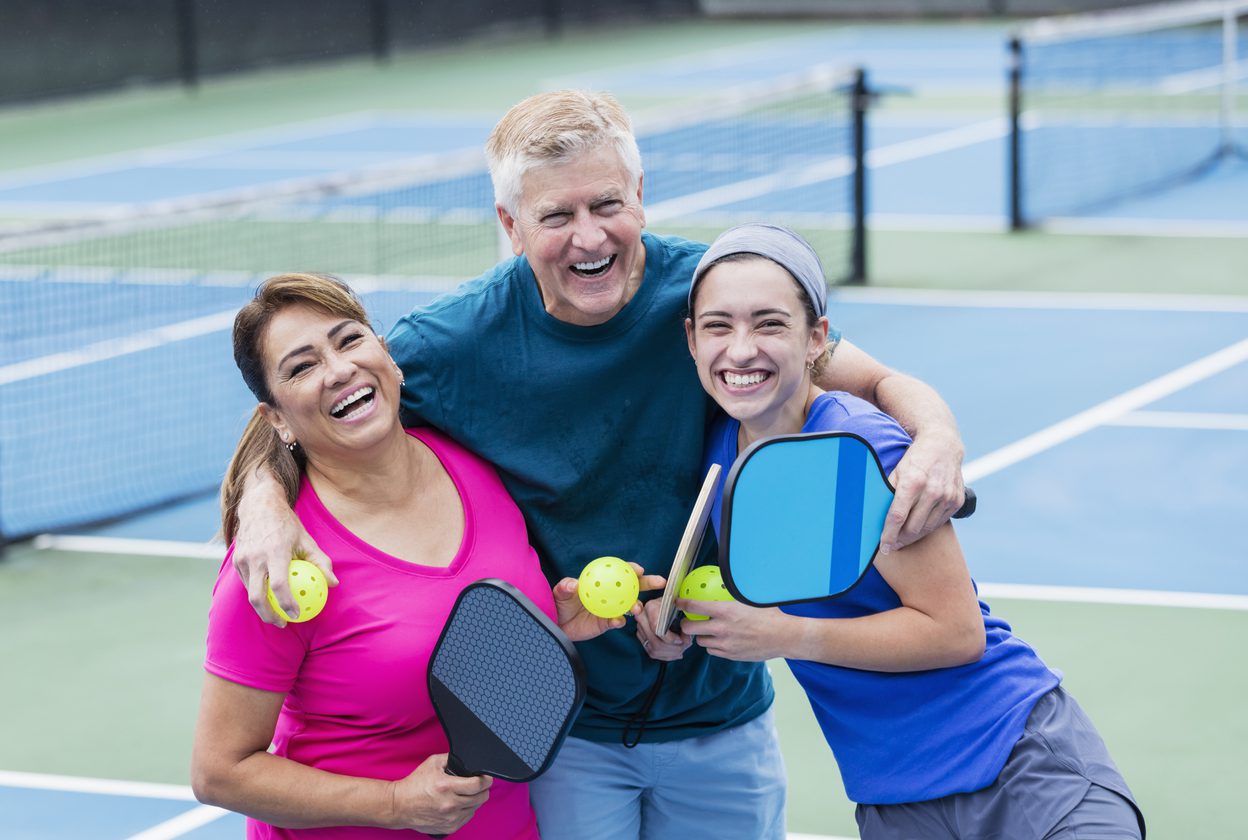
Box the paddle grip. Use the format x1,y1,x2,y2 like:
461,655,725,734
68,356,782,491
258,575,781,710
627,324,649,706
427,756,471,839
952,487,977,519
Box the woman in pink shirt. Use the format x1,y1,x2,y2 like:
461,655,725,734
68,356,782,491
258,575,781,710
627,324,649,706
193,273,652,839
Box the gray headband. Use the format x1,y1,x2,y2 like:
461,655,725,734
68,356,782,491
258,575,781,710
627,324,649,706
689,223,827,318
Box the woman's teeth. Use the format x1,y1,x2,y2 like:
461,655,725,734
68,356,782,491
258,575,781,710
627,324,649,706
331,387,374,418
723,372,767,387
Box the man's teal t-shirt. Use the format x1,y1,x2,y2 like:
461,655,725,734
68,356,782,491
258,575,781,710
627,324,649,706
385,232,773,742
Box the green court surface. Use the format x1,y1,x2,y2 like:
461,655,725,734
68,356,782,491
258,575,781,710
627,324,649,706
2,545,1246,837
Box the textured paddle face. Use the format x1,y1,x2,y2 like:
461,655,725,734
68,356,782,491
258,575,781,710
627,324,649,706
428,579,585,782
721,432,894,607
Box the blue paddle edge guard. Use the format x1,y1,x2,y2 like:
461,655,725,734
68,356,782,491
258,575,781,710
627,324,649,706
719,431,895,608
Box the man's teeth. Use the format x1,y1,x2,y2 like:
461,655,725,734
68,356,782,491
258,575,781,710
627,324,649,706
331,387,374,417
573,256,612,273
724,372,767,387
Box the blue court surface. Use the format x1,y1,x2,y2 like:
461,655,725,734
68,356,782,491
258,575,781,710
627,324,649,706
3,18,1246,840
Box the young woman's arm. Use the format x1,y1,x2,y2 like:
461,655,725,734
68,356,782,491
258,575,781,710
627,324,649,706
191,675,491,834
680,525,984,671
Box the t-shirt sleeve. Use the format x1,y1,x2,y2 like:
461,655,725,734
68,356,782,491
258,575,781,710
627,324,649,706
204,548,308,694
385,315,445,430
836,408,912,478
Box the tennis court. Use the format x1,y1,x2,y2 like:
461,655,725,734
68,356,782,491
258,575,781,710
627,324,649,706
1,8,1246,840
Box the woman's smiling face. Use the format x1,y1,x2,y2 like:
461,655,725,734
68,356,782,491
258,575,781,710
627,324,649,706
686,256,828,440
259,304,402,459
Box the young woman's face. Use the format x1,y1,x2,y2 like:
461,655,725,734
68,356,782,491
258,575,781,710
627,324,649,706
686,257,828,437
260,305,402,459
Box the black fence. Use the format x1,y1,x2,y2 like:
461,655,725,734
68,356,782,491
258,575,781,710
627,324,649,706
0,0,697,104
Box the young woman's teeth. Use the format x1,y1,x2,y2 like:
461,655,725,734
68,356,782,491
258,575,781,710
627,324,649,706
724,372,767,387
572,256,612,276
331,387,374,418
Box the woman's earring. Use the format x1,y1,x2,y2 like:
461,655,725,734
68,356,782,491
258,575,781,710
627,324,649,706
281,432,297,453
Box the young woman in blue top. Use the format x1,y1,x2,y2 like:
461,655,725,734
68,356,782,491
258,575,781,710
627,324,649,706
672,224,1144,839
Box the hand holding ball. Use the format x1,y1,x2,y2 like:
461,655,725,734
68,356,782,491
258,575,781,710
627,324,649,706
679,565,733,620
578,556,640,619
267,558,329,623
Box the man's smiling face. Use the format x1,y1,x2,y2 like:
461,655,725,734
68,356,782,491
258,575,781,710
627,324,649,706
499,146,647,327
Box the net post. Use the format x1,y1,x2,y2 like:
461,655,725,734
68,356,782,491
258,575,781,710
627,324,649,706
370,0,392,64
1008,36,1025,231
1222,3,1238,156
848,67,868,286
175,0,199,90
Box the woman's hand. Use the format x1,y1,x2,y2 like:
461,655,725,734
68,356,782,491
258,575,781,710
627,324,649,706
387,754,492,834
553,562,664,642
678,599,792,662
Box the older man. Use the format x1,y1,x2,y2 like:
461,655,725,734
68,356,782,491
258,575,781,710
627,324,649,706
232,90,967,839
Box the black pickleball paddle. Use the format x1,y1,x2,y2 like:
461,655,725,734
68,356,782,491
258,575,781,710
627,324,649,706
428,578,586,782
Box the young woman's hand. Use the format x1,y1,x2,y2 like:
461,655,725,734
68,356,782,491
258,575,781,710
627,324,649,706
678,599,793,662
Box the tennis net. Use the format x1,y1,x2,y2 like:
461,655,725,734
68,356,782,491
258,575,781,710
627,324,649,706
1008,0,1248,227
0,65,870,544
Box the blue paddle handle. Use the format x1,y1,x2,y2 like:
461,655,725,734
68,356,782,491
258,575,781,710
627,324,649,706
953,487,976,519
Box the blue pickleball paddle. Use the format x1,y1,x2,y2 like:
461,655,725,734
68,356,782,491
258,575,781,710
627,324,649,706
719,432,975,607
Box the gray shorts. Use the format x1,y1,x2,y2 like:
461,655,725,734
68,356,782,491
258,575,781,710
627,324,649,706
855,686,1145,839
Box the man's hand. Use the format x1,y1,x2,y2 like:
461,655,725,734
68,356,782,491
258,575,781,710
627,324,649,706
880,431,965,554
634,598,693,661
232,468,336,626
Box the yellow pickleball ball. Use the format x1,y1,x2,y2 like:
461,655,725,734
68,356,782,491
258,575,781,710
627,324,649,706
267,558,329,623
578,556,640,619
679,565,733,621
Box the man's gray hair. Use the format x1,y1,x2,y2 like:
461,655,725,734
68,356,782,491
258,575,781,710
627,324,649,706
485,90,643,215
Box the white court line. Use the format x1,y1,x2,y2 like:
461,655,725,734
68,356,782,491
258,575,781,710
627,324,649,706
0,269,470,389
831,285,1248,313
0,112,387,191
1161,58,1248,94
1041,217,1248,239
0,770,229,840
0,309,238,385
0,770,196,799
33,534,224,559
0,769,843,840
978,582,1248,611
31,535,1248,610
124,806,231,840
963,337,1248,483
1105,410,1248,431
646,118,1007,223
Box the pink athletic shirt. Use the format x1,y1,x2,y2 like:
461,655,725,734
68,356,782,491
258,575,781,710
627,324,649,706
205,428,551,839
